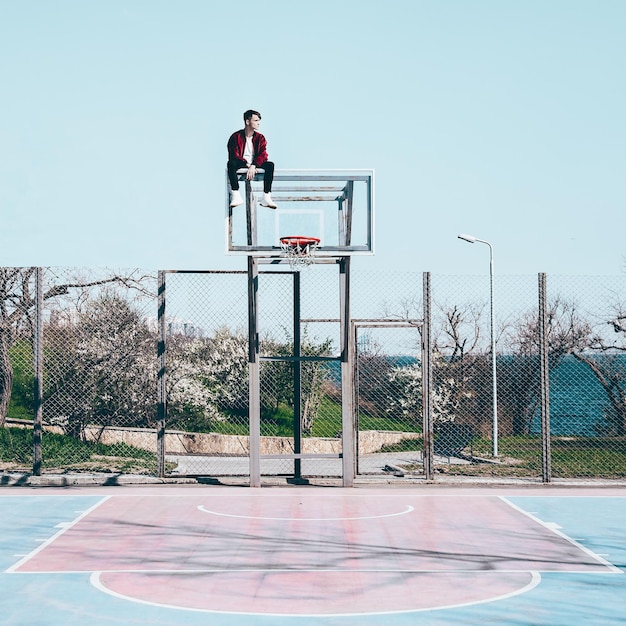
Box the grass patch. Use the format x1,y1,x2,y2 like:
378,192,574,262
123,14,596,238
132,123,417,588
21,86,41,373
260,404,297,437
312,397,420,438
196,401,420,442
550,438,626,478
0,426,158,474
398,435,626,478
380,438,423,453
171,396,421,440
309,396,342,437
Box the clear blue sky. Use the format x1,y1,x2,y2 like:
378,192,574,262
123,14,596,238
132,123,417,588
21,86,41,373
1,0,624,275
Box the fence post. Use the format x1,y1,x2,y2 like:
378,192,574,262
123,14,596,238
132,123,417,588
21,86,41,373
538,272,552,483
157,271,167,478
248,257,261,487
422,272,434,480
32,267,43,476
293,271,302,480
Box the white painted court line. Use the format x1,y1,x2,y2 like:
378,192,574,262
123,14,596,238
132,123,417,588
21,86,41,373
499,496,623,574
89,570,542,617
197,504,414,521
5,496,111,574
66,566,560,574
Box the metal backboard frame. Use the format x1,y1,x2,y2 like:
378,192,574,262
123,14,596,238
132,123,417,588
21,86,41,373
248,257,355,487
225,169,374,259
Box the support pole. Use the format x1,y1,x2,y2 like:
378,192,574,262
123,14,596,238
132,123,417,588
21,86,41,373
157,271,167,477
245,179,257,247
32,267,43,476
293,271,302,480
340,257,355,486
538,272,552,483
488,246,498,457
248,256,261,487
338,181,354,246
353,321,360,475
421,272,434,480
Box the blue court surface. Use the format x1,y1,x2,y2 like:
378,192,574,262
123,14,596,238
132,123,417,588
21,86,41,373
1,485,625,625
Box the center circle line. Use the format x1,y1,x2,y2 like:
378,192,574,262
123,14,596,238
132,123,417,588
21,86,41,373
196,504,414,521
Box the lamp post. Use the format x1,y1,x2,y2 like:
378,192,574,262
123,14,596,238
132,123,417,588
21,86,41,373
458,233,498,457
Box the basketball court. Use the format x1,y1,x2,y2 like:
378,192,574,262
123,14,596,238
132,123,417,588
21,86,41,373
2,484,625,625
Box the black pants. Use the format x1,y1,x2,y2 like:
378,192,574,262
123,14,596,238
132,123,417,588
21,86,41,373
227,159,275,193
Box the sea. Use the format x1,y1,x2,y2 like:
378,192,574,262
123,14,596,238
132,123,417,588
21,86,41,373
529,354,622,437
345,354,625,437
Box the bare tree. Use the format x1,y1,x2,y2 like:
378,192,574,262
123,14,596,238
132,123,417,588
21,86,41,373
499,297,593,435
381,298,491,433
571,302,626,435
431,302,494,434
354,333,395,419
434,302,485,361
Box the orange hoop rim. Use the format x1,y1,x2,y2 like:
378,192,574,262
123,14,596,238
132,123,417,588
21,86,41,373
279,236,321,247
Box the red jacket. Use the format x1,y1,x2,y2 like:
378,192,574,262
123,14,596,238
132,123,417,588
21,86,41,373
227,130,269,167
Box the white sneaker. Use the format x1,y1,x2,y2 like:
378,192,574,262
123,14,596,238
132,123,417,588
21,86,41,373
260,192,277,209
229,189,243,207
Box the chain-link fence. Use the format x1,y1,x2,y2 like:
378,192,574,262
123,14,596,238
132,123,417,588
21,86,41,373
156,270,250,477
425,274,626,479
1,268,38,473
2,267,625,482
1,267,159,475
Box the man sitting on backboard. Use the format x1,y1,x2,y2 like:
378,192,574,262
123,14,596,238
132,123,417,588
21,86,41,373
227,109,277,209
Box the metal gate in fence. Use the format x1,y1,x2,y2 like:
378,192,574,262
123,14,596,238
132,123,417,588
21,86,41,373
353,320,424,477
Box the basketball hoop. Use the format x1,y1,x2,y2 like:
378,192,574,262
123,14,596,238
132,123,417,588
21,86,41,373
280,236,321,270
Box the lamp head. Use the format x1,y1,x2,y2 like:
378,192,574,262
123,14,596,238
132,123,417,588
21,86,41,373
458,234,476,243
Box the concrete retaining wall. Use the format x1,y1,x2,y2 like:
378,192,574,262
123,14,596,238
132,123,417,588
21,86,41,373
6,418,421,456
83,426,421,456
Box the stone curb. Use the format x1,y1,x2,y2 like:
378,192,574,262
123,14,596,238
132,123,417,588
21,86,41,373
2,472,626,489
1,473,198,487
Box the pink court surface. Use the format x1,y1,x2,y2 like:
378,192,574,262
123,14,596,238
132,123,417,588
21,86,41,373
2,484,625,625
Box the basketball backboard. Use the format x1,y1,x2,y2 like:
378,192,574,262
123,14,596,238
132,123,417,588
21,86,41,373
225,169,374,258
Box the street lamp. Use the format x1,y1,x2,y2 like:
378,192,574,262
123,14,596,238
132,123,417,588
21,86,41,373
458,233,498,457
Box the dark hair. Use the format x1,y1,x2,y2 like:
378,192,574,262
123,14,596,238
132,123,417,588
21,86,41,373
243,109,261,122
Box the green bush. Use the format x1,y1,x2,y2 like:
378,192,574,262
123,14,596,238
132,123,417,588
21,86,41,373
7,339,34,421
0,426,156,473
